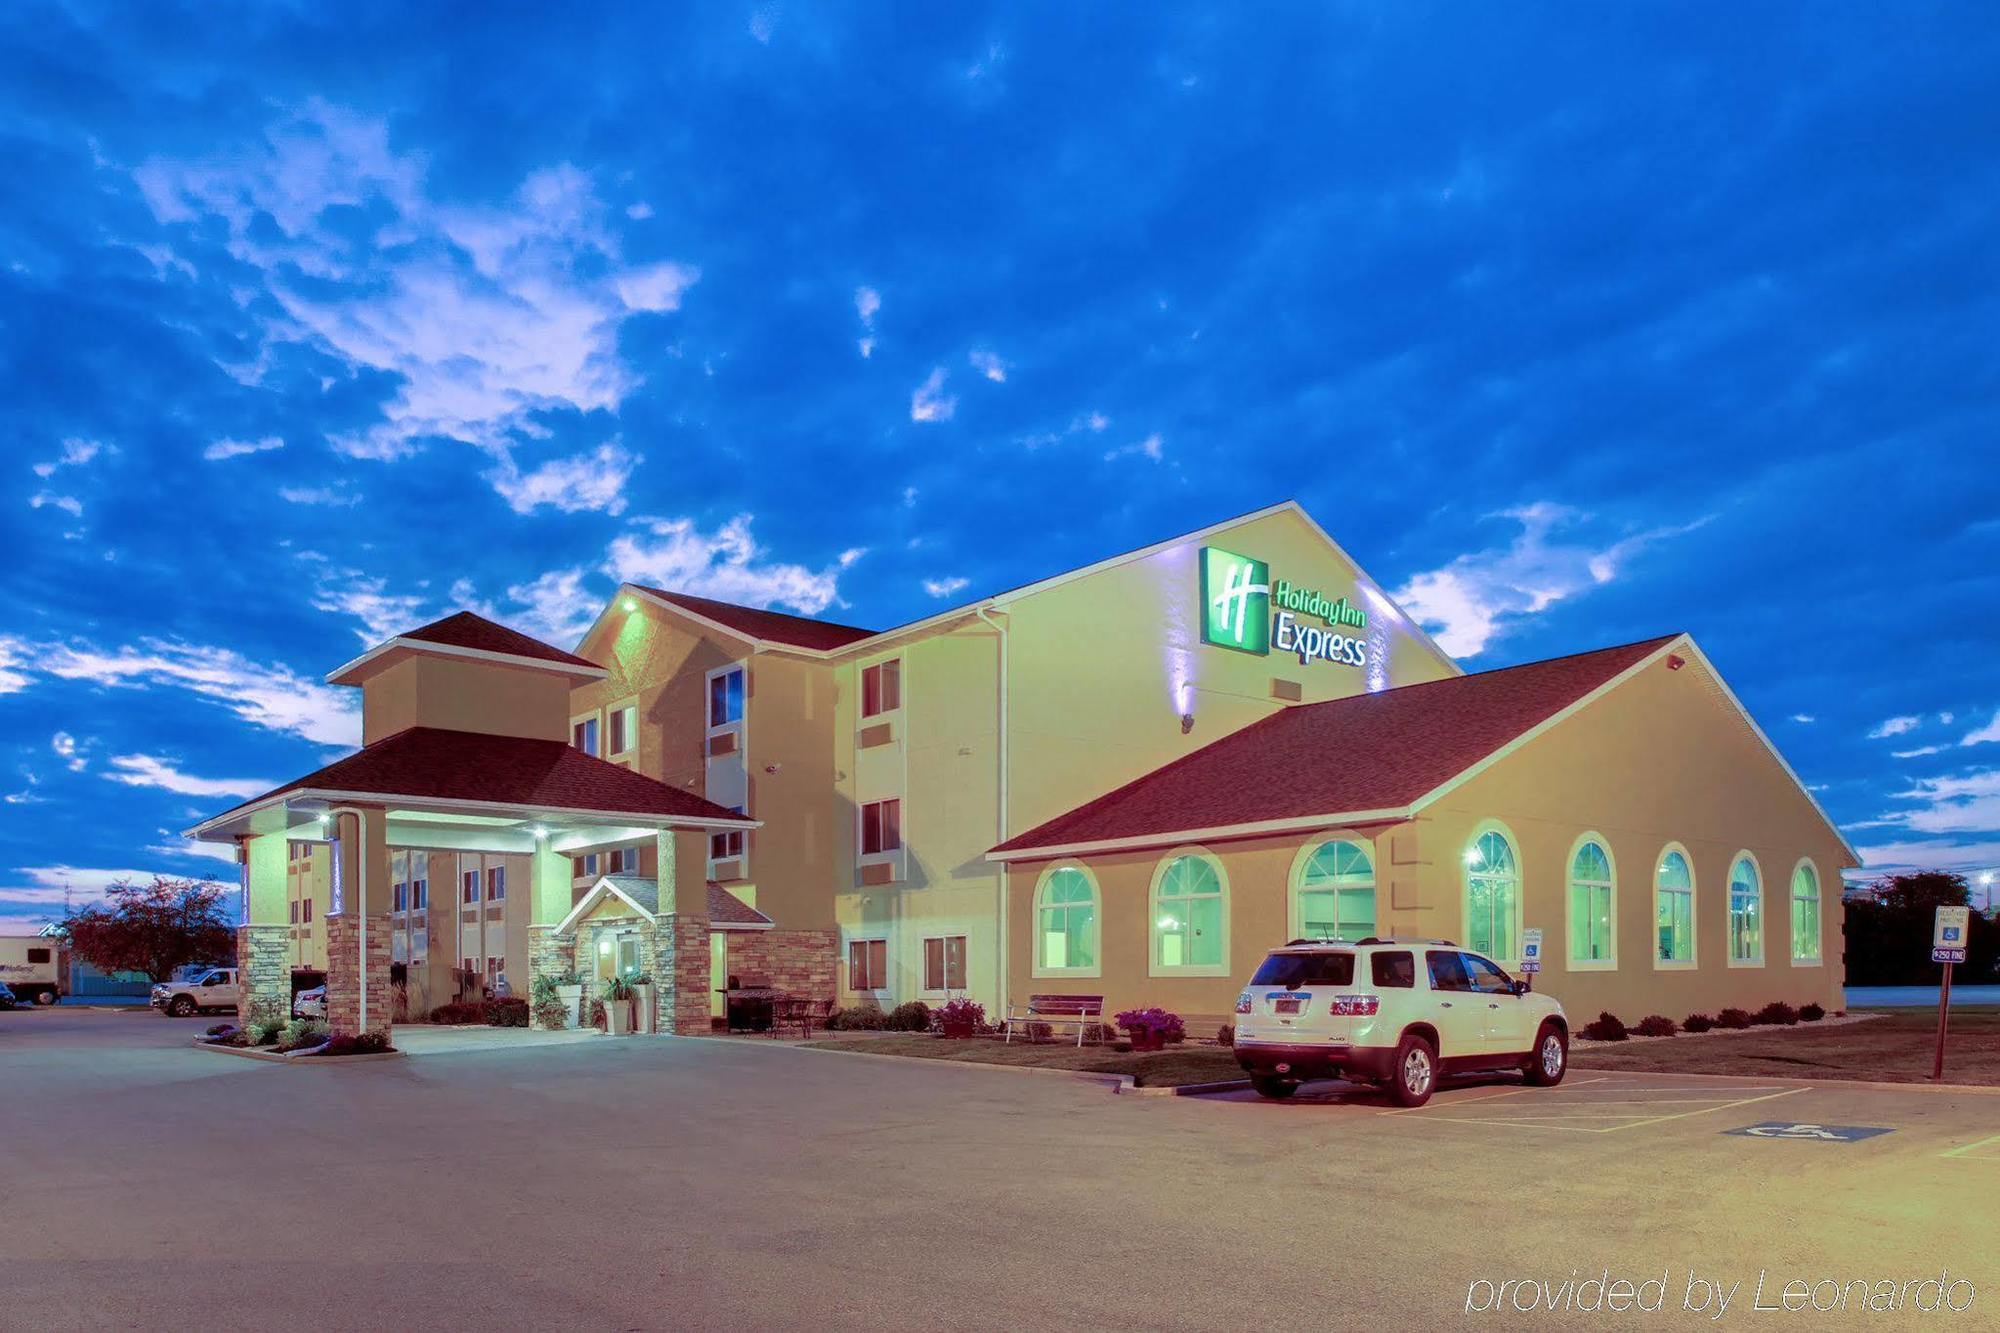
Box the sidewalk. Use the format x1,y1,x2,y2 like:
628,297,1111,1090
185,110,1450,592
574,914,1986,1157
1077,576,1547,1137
1848,984,2000,1007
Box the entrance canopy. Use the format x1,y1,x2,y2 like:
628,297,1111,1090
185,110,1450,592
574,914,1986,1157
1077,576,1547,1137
555,874,774,936
185,724,757,855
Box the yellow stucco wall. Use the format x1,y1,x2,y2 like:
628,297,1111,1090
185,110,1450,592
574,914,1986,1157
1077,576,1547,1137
362,655,574,744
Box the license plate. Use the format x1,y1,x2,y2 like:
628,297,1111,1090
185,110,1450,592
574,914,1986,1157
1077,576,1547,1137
1274,997,1303,1015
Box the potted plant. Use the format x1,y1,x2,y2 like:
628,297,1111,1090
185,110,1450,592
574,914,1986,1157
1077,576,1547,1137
602,975,636,1035
935,997,985,1039
1115,1006,1185,1052
631,972,657,1035
553,969,584,1029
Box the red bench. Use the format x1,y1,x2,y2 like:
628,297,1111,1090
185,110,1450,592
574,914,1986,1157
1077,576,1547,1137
1004,994,1105,1047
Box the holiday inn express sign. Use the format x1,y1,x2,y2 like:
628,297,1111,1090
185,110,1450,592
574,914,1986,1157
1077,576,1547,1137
1199,545,1370,668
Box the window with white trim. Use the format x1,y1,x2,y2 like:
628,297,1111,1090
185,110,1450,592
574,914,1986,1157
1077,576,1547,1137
708,667,745,728
848,938,888,990
1567,839,1615,965
1790,861,1821,963
1152,852,1225,971
862,659,901,717
923,936,966,991
1729,854,1762,964
1656,849,1694,964
607,703,637,757
1294,839,1375,941
302,897,312,922
1035,865,1098,973
462,869,480,904
410,851,429,909
572,852,600,880
860,799,901,855
606,846,638,875
572,715,600,756
486,865,505,901
710,807,746,871
1464,827,1519,962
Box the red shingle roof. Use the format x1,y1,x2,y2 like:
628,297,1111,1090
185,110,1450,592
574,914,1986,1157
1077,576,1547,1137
707,882,772,928
634,587,877,651
992,636,1679,856
401,611,601,670
216,727,749,824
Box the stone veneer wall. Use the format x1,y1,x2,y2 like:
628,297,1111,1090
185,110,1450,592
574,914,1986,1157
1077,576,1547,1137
325,915,394,1038
236,924,292,1025
724,928,837,1002
527,925,576,1029
651,912,711,1034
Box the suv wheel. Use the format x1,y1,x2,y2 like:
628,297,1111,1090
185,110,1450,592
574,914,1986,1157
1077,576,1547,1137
167,995,195,1017
1524,1022,1568,1087
1392,1033,1438,1108
1250,1075,1299,1100
33,987,58,1006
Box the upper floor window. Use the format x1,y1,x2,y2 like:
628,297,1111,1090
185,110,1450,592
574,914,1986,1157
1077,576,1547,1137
860,799,901,855
1656,848,1694,965
1728,853,1762,964
572,852,600,881
1568,838,1615,966
1790,861,1821,963
486,866,506,901
862,659,902,717
608,704,637,756
1152,851,1227,974
1293,838,1374,942
572,716,599,756
409,851,429,909
709,667,745,728
289,900,299,924
302,897,313,922
606,846,638,875
462,870,480,904
711,808,746,868
1463,825,1520,963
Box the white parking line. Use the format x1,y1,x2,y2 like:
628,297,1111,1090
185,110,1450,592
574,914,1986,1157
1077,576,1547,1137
1382,1084,1808,1134
1940,1133,2000,1161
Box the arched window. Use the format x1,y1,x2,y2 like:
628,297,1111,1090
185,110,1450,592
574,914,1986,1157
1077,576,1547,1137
1790,861,1822,964
1568,838,1615,966
1151,851,1227,974
1293,839,1375,942
1655,848,1694,966
1728,853,1762,965
1034,865,1099,975
1463,825,1520,962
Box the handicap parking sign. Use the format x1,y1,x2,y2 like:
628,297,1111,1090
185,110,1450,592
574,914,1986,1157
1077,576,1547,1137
1724,1122,1894,1142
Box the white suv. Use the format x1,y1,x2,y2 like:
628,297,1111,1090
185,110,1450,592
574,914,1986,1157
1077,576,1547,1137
1234,939,1568,1107
151,968,240,1018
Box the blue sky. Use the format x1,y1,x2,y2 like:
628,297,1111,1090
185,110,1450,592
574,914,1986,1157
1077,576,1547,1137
3,4,1997,928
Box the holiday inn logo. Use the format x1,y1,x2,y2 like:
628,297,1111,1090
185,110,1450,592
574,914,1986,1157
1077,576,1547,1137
1200,546,1271,654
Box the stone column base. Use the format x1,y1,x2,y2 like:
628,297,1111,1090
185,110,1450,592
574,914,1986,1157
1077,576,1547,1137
236,924,291,1027
528,925,576,1029
651,913,711,1034
325,914,394,1038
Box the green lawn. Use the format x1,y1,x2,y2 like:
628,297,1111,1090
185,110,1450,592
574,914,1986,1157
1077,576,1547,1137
799,1033,1246,1087
1570,1007,2000,1085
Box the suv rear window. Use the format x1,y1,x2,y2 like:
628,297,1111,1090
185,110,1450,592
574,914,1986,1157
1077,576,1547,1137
1251,952,1356,988
1371,951,1415,988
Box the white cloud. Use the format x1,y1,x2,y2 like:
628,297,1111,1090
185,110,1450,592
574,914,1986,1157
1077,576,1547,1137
1961,709,2000,747
1103,432,1164,463
30,492,83,518
1886,769,2000,836
0,638,29,694
1393,503,1710,658
136,103,699,490
279,485,361,507
901,486,918,508
307,567,427,644
451,568,601,650
1892,745,1947,759
625,201,654,221
855,287,881,325
605,514,860,614
923,576,970,599
1851,837,2000,876
51,732,86,773
29,639,360,747
32,437,103,478
485,440,638,516
148,838,241,866
748,6,777,43
1791,713,1816,724
104,754,273,800
1868,715,1920,739
1021,410,1110,449
910,367,956,423
203,435,285,461
969,348,1007,383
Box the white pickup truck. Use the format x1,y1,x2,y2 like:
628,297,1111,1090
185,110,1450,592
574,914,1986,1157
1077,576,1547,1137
150,968,240,1017
0,936,63,1006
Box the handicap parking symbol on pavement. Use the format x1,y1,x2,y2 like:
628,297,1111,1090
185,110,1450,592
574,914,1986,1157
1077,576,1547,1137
1724,1121,1895,1142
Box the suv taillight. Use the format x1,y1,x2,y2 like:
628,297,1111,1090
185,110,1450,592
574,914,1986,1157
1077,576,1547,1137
1234,990,1253,1015
1330,995,1380,1016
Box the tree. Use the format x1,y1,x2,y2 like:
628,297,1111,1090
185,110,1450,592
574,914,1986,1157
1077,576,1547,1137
1842,870,1997,985
57,876,236,983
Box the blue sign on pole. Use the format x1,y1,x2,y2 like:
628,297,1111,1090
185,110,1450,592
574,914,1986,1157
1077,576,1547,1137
1723,1122,1895,1142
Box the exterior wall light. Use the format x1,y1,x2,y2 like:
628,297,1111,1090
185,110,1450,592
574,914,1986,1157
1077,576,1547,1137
1180,712,1194,735
622,598,637,612
530,825,548,840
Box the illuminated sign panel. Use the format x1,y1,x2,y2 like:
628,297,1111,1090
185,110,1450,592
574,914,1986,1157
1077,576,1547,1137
1199,546,1370,669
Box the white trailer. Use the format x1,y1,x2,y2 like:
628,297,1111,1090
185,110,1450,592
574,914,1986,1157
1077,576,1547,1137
0,935,63,1005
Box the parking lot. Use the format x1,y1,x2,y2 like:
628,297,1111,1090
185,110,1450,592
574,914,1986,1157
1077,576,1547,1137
3,1008,1994,1329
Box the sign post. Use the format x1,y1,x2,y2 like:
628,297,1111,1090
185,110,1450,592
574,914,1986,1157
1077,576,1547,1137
1931,906,1970,1081
1520,928,1543,991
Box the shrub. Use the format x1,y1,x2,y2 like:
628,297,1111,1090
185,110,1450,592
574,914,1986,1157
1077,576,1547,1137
485,997,529,1027
1799,1003,1826,1022
1579,1011,1628,1041
276,1018,329,1052
1715,1007,1754,1030
1682,1013,1715,1033
202,1023,242,1045
887,1001,932,1032
313,1031,393,1057
1114,1007,1187,1044
823,1006,889,1031
1633,1015,1677,1037
1216,1024,1235,1047
428,1001,486,1025
246,1016,286,1047
933,998,986,1034
1754,1001,1800,1026
602,975,636,1002
588,999,606,1030
206,1021,234,1036
1024,1020,1053,1042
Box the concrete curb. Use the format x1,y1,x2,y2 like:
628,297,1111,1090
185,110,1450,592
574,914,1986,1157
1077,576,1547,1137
193,1041,405,1065
766,1038,1252,1095
1566,1063,2000,1096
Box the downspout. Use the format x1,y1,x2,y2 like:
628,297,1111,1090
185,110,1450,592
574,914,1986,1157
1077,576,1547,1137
328,805,373,1034
973,606,1009,1018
